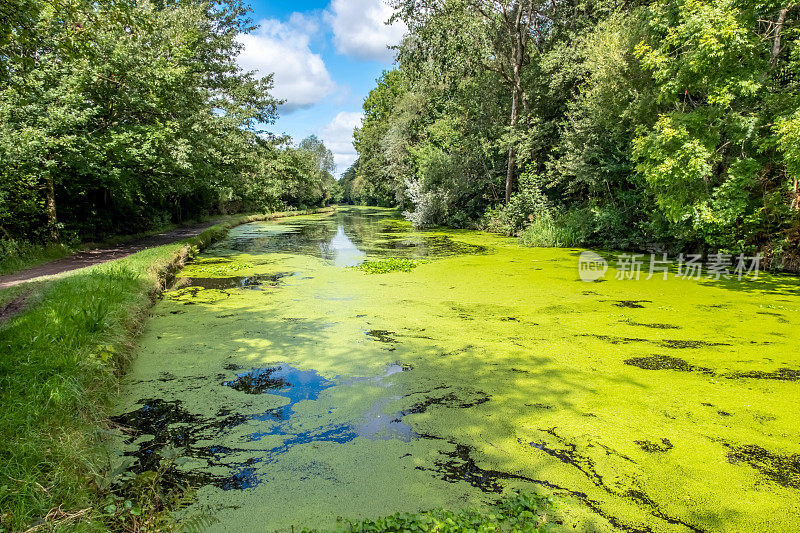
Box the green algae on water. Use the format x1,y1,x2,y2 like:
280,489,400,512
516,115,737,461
110,207,800,533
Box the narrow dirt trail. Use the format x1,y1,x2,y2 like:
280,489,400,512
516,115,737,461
0,220,220,289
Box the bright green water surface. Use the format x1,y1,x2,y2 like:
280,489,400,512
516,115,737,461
111,207,800,532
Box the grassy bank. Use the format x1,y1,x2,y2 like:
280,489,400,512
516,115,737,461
0,217,229,278
0,209,333,532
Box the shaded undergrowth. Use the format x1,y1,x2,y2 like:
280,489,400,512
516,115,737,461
0,218,213,278
0,241,73,277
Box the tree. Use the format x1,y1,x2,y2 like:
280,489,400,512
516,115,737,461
299,135,337,205
393,0,557,203
355,0,800,263
300,135,336,177
0,0,285,242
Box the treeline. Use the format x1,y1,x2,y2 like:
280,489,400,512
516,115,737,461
347,0,800,268
0,0,338,246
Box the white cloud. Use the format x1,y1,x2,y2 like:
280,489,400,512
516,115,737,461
327,0,406,62
237,17,335,113
320,111,363,175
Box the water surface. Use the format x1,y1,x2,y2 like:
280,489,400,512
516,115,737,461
111,207,800,532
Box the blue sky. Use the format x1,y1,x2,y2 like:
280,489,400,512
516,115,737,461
239,0,406,175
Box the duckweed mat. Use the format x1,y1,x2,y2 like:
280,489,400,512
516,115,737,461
110,207,800,532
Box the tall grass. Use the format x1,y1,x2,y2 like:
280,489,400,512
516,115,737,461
519,211,592,248
0,264,148,532
0,208,333,532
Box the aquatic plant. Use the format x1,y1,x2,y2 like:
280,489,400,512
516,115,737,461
108,207,800,532
99,448,219,533
190,259,254,276
326,492,553,533
354,258,420,273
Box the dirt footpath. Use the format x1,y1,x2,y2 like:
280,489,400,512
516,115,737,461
0,220,220,289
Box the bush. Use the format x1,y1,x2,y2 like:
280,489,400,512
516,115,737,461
482,174,551,236
403,178,451,228
519,209,593,248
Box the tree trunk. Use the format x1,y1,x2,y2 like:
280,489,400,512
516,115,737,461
772,6,790,68
45,174,58,242
505,5,525,205
505,85,520,204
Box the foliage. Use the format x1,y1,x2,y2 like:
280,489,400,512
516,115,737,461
352,0,800,268
325,491,553,532
354,257,421,273
403,178,452,228
99,449,219,533
483,172,552,235
0,239,73,276
0,0,336,246
0,218,209,276
519,210,593,248
347,69,414,207
297,135,339,206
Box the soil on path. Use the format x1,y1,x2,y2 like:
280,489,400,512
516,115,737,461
0,220,220,290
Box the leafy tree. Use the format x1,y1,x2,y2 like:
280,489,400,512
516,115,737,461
299,135,338,205
355,0,800,264
393,0,559,203
0,0,338,247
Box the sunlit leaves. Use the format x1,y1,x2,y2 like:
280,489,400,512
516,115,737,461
0,0,289,241
633,113,718,222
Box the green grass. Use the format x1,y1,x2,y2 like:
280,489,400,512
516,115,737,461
80,215,230,249
0,241,74,277
324,492,553,532
0,283,37,308
0,208,333,532
0,216,229,278
518,213,587,248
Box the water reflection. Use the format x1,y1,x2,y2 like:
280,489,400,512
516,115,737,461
320,225,366,267
114,361,418,491
213,207,488,263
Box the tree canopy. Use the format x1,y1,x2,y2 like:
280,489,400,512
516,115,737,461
352,0,800,267
0,0,336,244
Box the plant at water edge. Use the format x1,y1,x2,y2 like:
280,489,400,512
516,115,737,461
519,211,592,248
99,448,218,533
0,210,333,531
321,491,553,532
